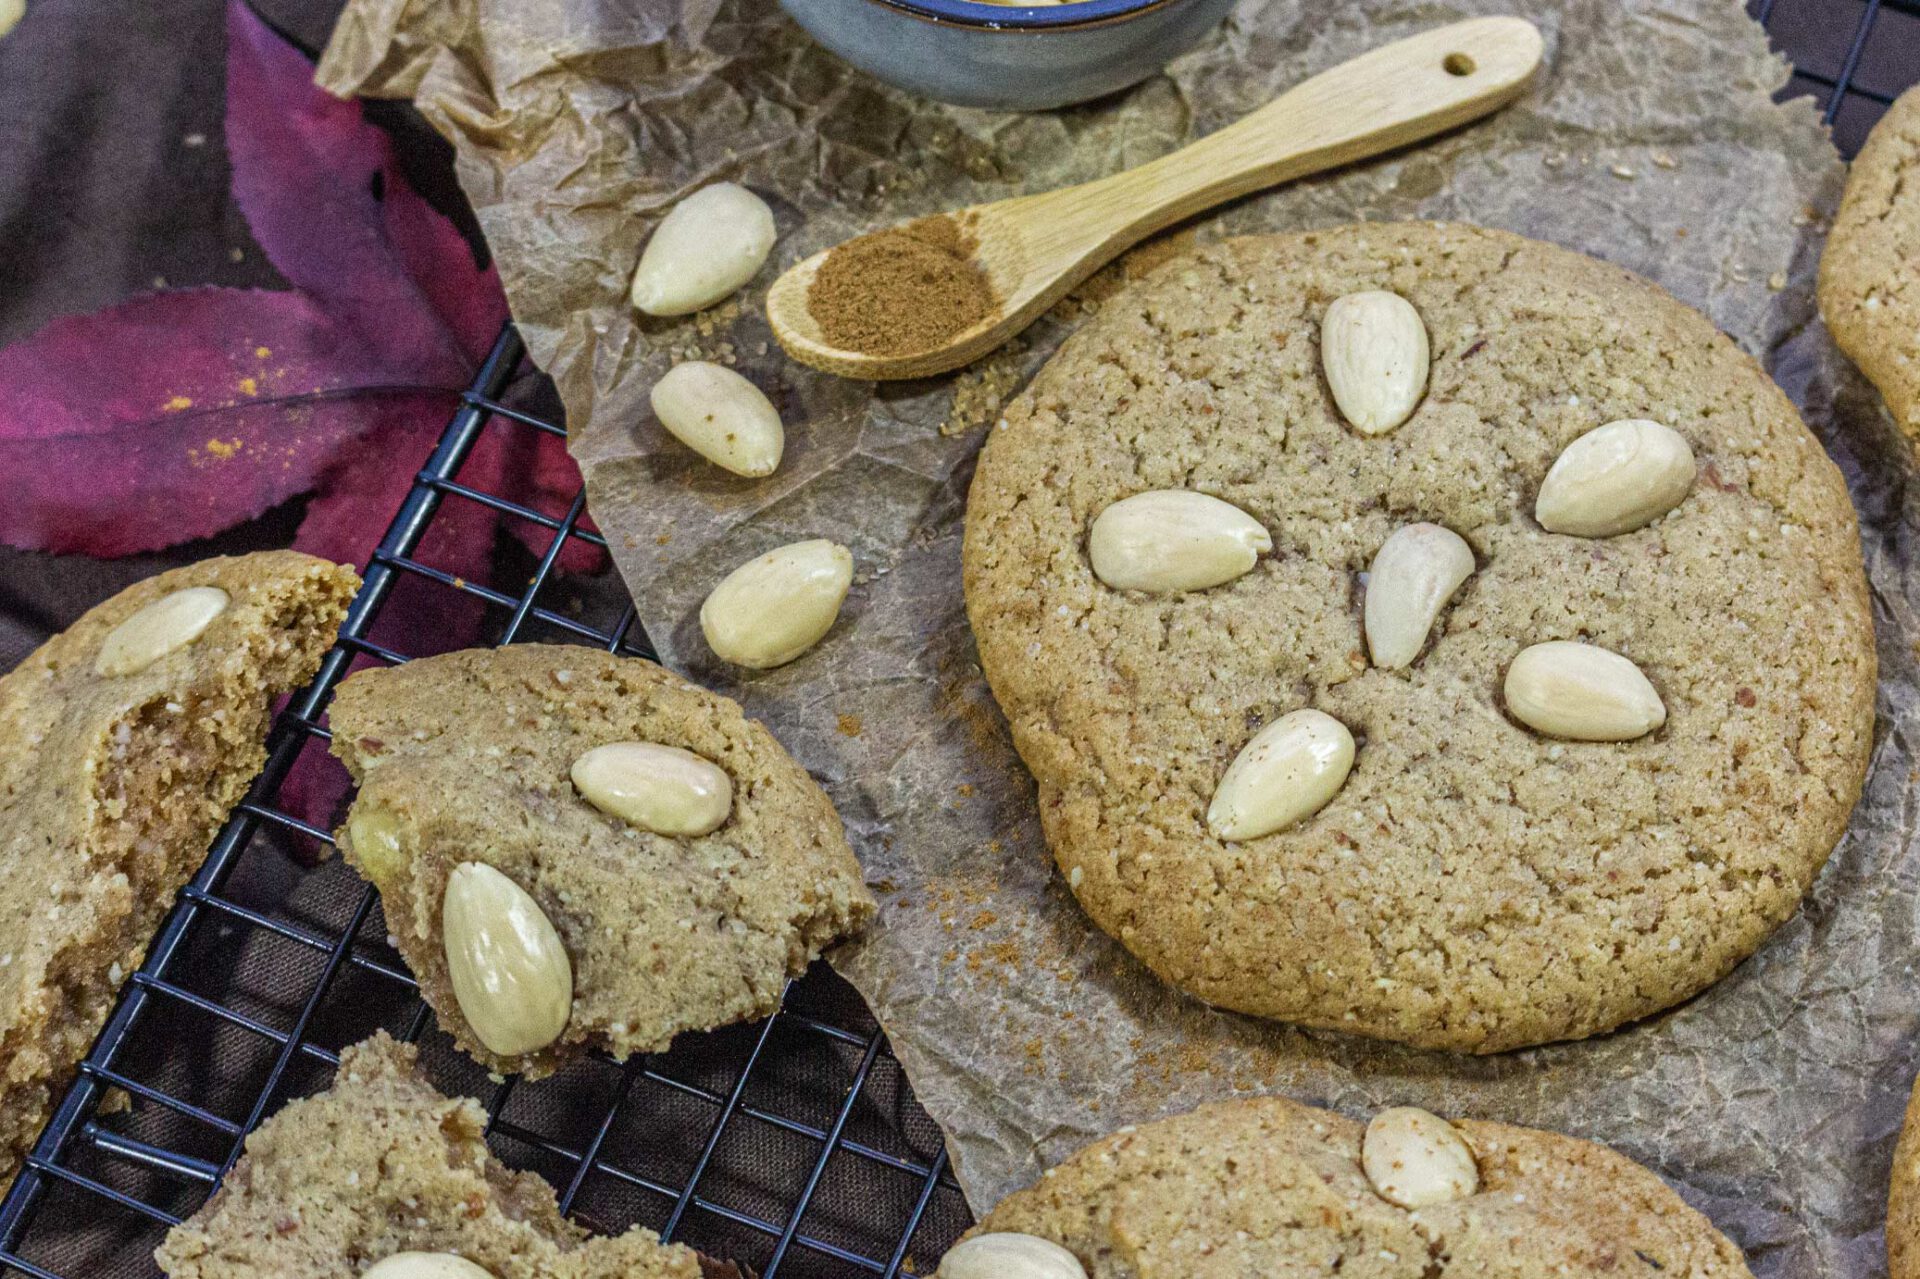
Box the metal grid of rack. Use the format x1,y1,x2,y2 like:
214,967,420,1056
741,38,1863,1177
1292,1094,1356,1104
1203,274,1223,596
1,5,1916,1276
1752,0,1920,155
0,327,969,1279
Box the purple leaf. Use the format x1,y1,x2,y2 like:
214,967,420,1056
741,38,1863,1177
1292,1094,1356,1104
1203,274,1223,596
0,287,458,557
224,0,504,373
0,1,513,559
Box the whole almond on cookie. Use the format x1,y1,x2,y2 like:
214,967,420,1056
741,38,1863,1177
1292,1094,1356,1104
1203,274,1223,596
363,1255,496,1279
939,1233,1086,1279
1321,290,1430,435
95,586,230,677
1505,641,1666,742
442,863,573,1057
1536,418,1695,537
571,741,733,837
1207,709,1355,841
1364,523,1475,669
1088,490,1271,592
1362,1107,1480,1208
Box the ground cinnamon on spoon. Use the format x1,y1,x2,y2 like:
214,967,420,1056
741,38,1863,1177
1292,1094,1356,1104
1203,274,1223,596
806,215,995,358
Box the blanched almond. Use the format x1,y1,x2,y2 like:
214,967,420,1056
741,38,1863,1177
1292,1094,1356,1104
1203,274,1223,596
700,539,853,669
938,1233,1086,1279
95,586,229,677
1505,641,1666,741
630,181,776,316
442,863,572,1058
649,361,784,477
363,1254,496,1279
1207,709,1355,841
1535,419,1695,537
1088,490,1271,592
1365,523,1474,670
571,741,732,836
345,802,408,885
1362,1107,1479,1208
1321,291,1430,435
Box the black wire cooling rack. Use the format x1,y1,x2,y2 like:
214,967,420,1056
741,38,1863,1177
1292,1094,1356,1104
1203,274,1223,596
1753,0,1920,155
0,327,968,1279
2,6,1917,1277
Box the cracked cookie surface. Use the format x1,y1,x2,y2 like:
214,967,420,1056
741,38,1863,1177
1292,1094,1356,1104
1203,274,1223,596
155,1033,716,1277
1821,84,1920,443
0,550,356,1189
329,645,875,1077
970,1094,1753,1277
963,222,1875,1053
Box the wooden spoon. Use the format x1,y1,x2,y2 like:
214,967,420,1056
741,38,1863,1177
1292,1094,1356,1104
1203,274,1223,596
767,16,1543,381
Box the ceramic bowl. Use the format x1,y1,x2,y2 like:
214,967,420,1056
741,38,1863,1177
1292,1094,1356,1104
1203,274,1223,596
778,0,1235,112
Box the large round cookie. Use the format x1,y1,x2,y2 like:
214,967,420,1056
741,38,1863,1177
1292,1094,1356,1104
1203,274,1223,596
962,1095,1752,1276
1820,84,1920,442
963,222,1875,1053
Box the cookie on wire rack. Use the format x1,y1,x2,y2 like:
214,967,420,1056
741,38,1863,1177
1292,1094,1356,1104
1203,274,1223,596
963,220,1876,1054
0,550,358,1189
941,1094,1752,1278
154,1032,724,1277
1821,83,1920,445
327,644,875,1078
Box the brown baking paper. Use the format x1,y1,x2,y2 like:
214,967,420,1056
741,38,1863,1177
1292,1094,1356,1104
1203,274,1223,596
318,3,1918,1273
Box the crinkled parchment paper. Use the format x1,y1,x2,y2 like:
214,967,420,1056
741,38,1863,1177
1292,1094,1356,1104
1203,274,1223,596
319,2,1920,1272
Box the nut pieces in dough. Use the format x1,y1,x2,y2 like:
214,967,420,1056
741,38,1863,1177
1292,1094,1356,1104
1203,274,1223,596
1505,640,1667,742
1536,418,1696,538
1364,523,1475,669
700,539,853,669
649,361,785,478
1087,490,1271,592
1361,1106,1481,1208
1320,290,1430,435
1207,708,1355,841
441,862,574,1057
94,586,230,677
629,181,776,317
571,741,733,837
938,1233,1086,1279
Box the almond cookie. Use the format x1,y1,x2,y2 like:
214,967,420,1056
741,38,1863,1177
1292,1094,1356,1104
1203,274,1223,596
1820,84,1920,443
963,222,1875,1053
1890,1075,1920,1279
0,550,357,1187
949,1094,1752,1277
328,645,874,1077
155,1032,716,1277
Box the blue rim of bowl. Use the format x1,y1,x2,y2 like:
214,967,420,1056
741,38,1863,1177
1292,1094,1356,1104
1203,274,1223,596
862,0,1182,32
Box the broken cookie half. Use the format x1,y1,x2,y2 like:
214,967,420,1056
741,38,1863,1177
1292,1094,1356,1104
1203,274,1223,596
154,1033,725,1278
327,645,874,1078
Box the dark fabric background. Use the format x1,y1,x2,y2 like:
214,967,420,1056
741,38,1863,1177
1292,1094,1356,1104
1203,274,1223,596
0,0,479,671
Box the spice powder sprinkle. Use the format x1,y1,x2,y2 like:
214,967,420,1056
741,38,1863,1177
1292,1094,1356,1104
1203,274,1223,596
806,215,996,358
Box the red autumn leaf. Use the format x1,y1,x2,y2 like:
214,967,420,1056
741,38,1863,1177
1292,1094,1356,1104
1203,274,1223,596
0,286,455,556
0,0,507,560
222,0,500,376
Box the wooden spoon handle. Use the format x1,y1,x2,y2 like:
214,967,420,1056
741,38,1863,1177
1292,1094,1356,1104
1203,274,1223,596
1024,17,1544,263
